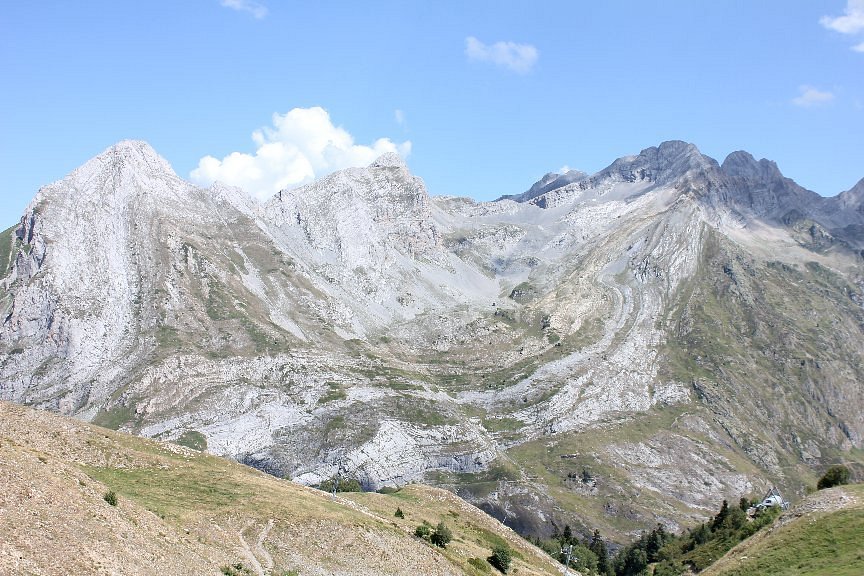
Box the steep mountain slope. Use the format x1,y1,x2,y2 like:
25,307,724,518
702,483,864,576
1,139,862,544
0,400,561,576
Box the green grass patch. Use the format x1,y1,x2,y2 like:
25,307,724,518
467,556,492,573
82,464,255,520
92,404,138,431
175,430,208,451
155,325,183,349
395,399,459,427
382,380,424,391
318,382,347,405
481,417,524,433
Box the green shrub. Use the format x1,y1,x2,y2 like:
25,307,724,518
220,563,253,576
488,545,512,574
468,557,491,572
395,507,405,518
817,464,851,490
430,521,452,548
318,477,363,493
415,522,432,538
103,490,118,506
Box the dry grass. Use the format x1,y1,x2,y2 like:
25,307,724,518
0,401,562,576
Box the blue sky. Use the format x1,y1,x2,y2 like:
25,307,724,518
2,1,863,226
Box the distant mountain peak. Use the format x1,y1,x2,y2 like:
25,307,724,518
369,152,408,169
653,139,702,158
498,169,588,203
629,140,717,175
721,151,783,182
503,140,719,207
95,140,177,177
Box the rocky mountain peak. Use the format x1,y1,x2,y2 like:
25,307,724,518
654,139,701,159
75,140,177,181
498,169,589,203
503,140,721,209
721,151,783,183
569,140,720,196
369,152,408,169
836,177,864,212
626,140,718,179
33,140,204,218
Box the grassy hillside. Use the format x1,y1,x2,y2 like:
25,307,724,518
702,484,864,576
0,401,562,576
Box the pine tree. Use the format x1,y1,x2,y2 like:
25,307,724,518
711,500,730,532
691,522,710,546
430,521,452,548
645,524,667,563
489,545,512,574
589,529,611,576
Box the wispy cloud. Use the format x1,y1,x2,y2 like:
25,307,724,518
394,109,406,126
792,85,835,108
465,36,538,74
191,107,411,200
820,1,864,50
221,0,268,19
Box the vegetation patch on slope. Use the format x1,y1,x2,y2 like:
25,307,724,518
0,224,15,279
702,484,864,576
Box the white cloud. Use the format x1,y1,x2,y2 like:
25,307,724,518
821,0,864,34
465,36,538,73
792,85,835,108
821,1,864,50
221,0,268,19
191,107,411,200
394,109,405,126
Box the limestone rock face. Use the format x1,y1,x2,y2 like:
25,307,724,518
1,140,863,540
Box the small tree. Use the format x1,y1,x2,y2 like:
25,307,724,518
711,500,730,532
430,522,452,548
589,529,612,576
395,507,405,518
488,545,512,574
561,524,573,544
817,465,851,490
103,490,118,506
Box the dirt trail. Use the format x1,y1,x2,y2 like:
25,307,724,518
238,519,267,576
255,519,275,572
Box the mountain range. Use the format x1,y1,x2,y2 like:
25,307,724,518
2,139,862,540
